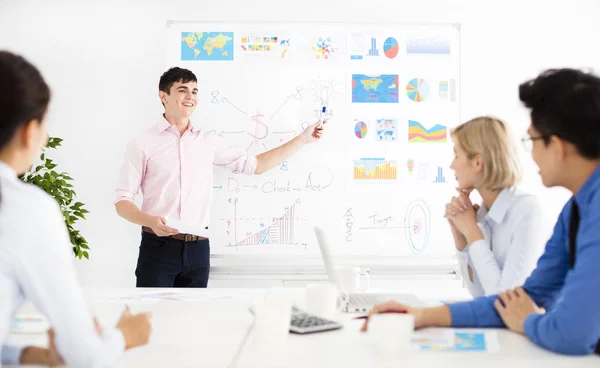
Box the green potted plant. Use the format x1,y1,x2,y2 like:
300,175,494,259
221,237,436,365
19,137,91,259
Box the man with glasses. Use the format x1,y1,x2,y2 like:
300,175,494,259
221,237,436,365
520,134,546,152
363,68,600,356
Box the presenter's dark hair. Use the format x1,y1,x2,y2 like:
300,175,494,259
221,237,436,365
159,67,197,94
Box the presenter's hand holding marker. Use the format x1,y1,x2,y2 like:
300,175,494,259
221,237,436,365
302,112,328,144
317,105,330,131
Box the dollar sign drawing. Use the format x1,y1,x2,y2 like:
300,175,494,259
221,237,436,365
247,112,269,140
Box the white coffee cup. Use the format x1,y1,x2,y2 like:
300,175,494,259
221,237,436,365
247,299,292,365
335,266,370,292
305,282,338,319
369,313,415,356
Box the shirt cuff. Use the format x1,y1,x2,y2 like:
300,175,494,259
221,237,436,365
2,345,25,365
114,194,134,205
455,248,470,265
102,327,126,360
467,223,489,255
447,301,475,327
523,312,541,339
467,238,490,258
245,155,258,175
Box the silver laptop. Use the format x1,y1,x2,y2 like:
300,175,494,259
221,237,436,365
314,226,424,313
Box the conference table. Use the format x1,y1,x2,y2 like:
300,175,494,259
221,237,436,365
7,287,599,367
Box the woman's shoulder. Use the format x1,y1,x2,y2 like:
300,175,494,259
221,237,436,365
1,180,67,259
507,187,543,213
1,179,62,224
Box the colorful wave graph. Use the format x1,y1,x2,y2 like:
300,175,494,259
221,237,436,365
408,120,447,143
353,158,397,181
406,37,451,55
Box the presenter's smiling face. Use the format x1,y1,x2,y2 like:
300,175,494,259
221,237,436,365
161,80,198,118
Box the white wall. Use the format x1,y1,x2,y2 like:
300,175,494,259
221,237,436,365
1,0,599,287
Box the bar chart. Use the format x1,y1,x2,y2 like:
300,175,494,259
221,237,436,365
369,37,379,56
353,158,397,181
433,166,446,183
234,201,298,246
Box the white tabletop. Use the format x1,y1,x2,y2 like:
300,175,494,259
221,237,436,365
6,287,599,367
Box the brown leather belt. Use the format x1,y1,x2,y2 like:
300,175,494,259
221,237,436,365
142,226,208,242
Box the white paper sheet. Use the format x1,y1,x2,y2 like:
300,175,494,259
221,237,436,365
165,217,210,238
11,315,49,334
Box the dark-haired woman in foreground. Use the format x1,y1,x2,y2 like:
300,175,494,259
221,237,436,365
0,51,152,367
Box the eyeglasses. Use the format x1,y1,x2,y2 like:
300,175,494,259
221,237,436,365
521,135,546,152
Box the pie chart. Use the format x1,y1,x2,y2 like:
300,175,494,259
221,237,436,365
406,78,430,102
354,120,368,139
383,37,399,59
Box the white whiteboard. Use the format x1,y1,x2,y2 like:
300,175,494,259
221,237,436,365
165,21,461,261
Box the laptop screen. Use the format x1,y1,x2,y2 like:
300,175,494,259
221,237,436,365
314,226,341,289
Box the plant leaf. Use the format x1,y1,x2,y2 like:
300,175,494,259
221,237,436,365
18,136,90,260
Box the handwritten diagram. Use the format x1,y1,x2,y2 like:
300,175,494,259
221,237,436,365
344,200,431,254
310,77,340,105
404,200,431,254
218,163,334,194
224,198,308,249
214,84,314,153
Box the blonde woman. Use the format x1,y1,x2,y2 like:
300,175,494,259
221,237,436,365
445,116,545,297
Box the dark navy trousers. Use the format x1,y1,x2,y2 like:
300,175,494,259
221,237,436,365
135,231,210,288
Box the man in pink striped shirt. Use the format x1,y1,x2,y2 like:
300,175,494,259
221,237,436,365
114,67,325,287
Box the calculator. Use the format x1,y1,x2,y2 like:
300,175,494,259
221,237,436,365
289,308,343,334
248,305,343,334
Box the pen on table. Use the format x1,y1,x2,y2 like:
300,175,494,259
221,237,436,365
353,310,407,320
125,304,131,313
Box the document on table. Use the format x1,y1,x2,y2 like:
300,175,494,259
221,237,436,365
412,328,500,352
11,315,48,334
98,290,232,304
